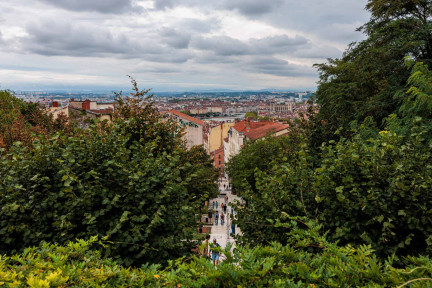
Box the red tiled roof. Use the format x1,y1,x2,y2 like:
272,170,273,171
245,123,288,140
168,110,204,126
233,120,288,140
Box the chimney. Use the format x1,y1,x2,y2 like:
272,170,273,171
52,101,59,108
82,99,91,110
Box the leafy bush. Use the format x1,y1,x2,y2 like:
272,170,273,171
0,85,219,266
229,120,432,259
225,135,302,196
0,90,68,150
229,59,432,259
2,220,432,287
315,124,432,258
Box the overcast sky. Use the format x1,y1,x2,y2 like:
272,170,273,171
0,0,370,91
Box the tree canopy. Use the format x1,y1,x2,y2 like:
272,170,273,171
314,0,432,140
227,0,432,260
0,82,219,266
0,90,69,150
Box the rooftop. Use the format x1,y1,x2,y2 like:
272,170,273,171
233,120,288,140
168,110,205,126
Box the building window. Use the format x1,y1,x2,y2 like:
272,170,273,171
218,160,221,165
218,154,221,159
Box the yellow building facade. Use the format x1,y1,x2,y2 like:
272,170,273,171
207,122,235,153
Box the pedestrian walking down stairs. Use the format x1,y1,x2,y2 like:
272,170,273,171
207,178,242,263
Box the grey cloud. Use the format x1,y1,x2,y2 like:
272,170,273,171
19,20,194,64
193,52,317,78
264,0,369,44
135,64,182,74
0,0,372,90
160,28,191,49
193,34,309,57
318,22,364,42
149,67,180,73
151,0,284,16
294,45,343,59
0,64,50,72
224,0,284,16
145,51,193,63
154,0,174,10
265,35,308,47
177,18,221,34
22,21,140,56
248,57,294,76
194,53,240,64
149,0,367,44
193,36,250,56
37,0,136,13
251,35,308,54
248,57,316,77
152,0,208,11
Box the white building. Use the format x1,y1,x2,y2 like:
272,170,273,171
270,102,294,114
168,110,204,149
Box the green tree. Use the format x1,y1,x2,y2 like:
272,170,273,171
0,90,69,150
226,135,302,196
231,119,432,258
114,78,184,152
180,110,192,116
0,82,218,266
314,0,432,141
244,111,258,119
399,58,432,121
315,122,432,258
227,137,314,246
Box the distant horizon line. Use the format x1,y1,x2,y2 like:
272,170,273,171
11,88,317,94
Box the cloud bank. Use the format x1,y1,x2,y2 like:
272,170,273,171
0,0,370,91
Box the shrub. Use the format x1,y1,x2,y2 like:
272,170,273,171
0,84,219,266
2,220,432,287
230,121,432,259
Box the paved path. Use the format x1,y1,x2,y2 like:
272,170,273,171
208,177,242,260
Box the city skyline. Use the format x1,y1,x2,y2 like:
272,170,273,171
0,0,369,91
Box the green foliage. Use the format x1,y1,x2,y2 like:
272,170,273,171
316,123,432,258
244,111,258,119
180,110,192,116
399,58,432,121
225,135,302,196
230,119,432,259
2,223,432,287
0,90,68,150
227,135,315,246
314,0,432,141
0,83,218,266
181,145,219,201
113,78,184,152
223,0,432,259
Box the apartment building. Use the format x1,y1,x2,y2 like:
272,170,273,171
224,120,289,164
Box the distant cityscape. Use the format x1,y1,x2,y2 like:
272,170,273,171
24,89,315,175
15,90,314,121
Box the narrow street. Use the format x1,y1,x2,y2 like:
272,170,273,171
207,177,242,259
